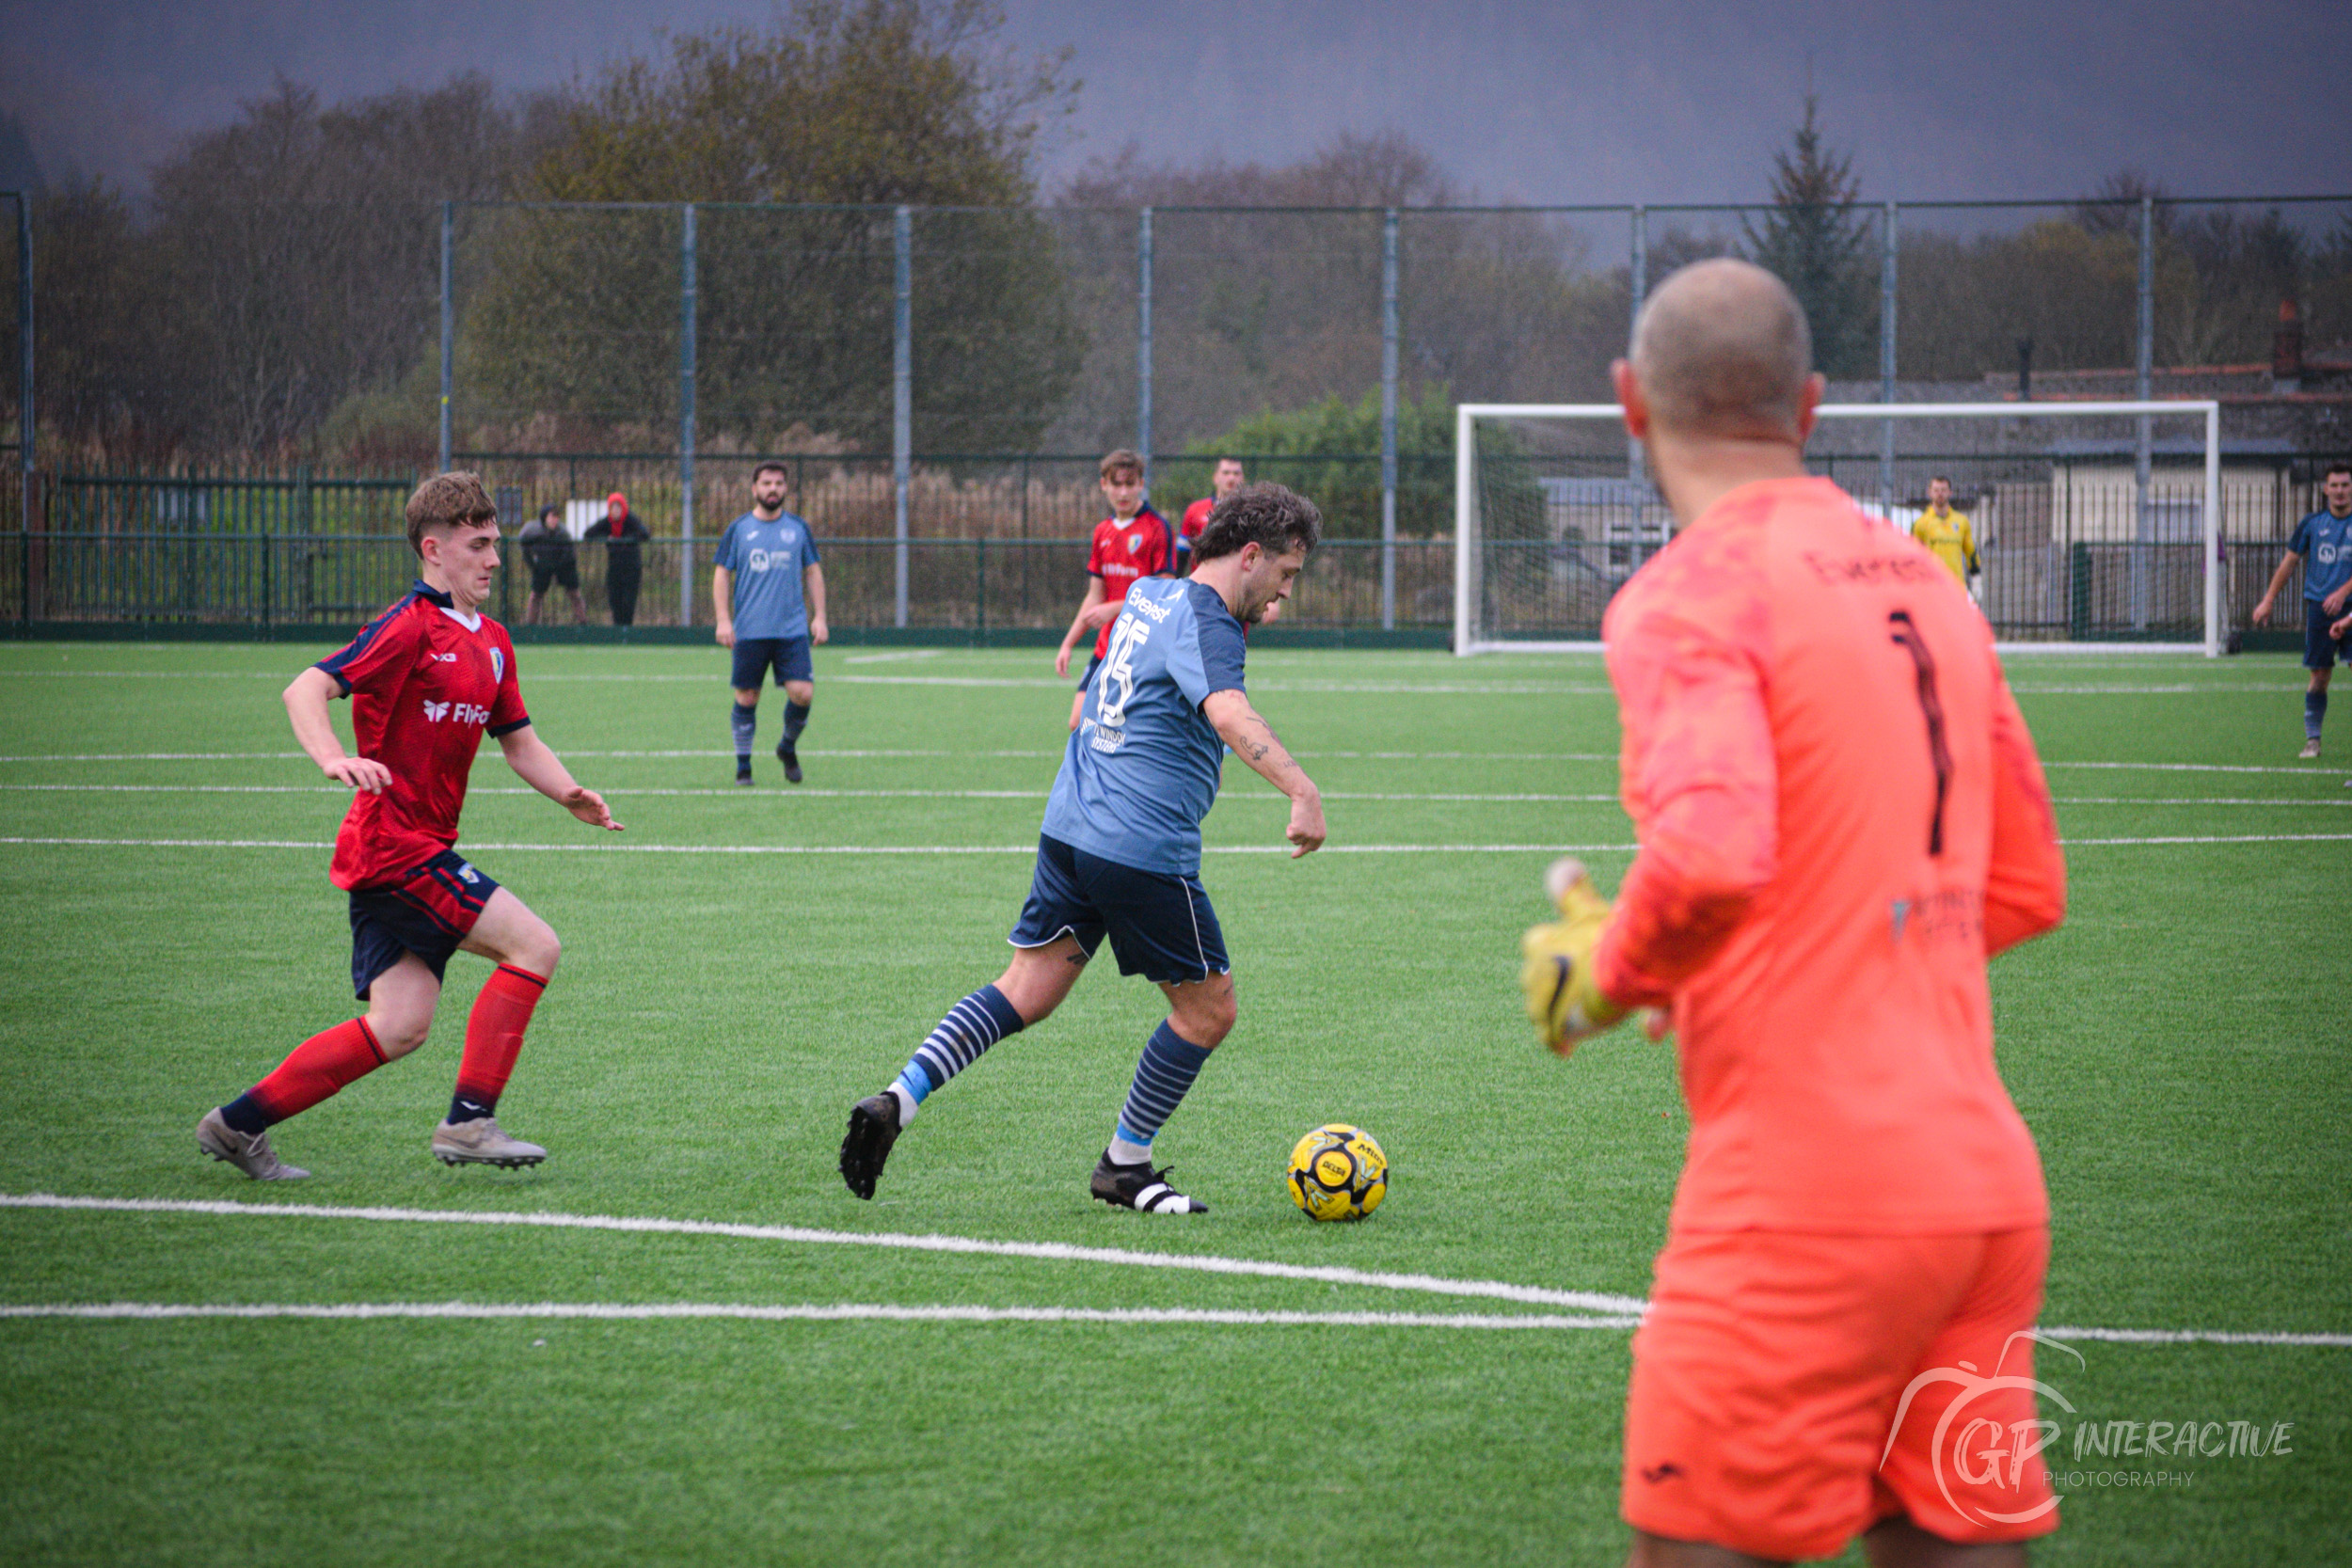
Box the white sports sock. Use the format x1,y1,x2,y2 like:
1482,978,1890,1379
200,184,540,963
1106,1132,1152,1166
889,1084,919,1125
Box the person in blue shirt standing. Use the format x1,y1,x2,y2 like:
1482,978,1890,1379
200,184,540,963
839,483,1327,1213
714,462,829,784
2252,462,2352,759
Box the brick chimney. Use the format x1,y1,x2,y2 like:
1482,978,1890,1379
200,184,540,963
2273,297,2304,391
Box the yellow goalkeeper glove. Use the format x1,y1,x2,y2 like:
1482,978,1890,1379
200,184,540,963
1519,857,1629,1057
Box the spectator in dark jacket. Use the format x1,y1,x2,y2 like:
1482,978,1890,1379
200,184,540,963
519,505,586,625
583,491,651,626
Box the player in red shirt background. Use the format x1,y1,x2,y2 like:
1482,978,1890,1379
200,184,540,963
196,471,621,1180
1180,456,1282,627
1519,261,2068,1566
1055,448,1174,730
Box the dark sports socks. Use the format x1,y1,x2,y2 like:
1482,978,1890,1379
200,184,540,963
783,700,811,743
225,1017,388,1132
2308,689,2328,741
731,701,756,764
448,964,548,1124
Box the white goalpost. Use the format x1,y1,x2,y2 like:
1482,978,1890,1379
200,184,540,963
1454,400,2226,657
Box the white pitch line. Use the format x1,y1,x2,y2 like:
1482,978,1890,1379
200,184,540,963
0,1301,1638,1331
0,752,318,763
0,749,1618,765
2043,761,2326,775
0,752,2323,772
4,1201,2338,1349
7,833,2351,856
0,1194,1646,1314
2006,685,2284,694
2059,832,2352,846
0,837,1637,855
11,1307,2351,1347
0,671,1619,695
0,784,1051,800
0,783,1637,803
2038,1324,2352,1348
8,671,2302,694
6,784,2347,808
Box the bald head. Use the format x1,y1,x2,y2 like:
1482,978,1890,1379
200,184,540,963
1629,259,1814,441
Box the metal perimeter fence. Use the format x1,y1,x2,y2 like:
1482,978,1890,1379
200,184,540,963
4,190,2349,636
5,450,2341,641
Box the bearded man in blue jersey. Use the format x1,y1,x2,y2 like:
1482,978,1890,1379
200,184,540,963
2253,462,2352,759
840,483,1327,1213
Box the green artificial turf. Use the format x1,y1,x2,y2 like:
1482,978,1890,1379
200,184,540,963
0,641,2344,1565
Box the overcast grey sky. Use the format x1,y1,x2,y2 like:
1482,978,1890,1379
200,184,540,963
5,0,2346,203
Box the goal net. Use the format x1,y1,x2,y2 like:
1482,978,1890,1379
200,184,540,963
1454,401,2225,656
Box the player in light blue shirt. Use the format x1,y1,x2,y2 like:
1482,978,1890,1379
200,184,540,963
841,484,1327,1214
714,462,828,784
2253,462,2352,758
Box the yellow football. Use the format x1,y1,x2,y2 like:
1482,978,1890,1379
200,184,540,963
1286,1124,1388,1221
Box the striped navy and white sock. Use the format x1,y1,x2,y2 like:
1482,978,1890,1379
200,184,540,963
1107,1022,1214,1165
730,702,756,765
889,984,1024,1124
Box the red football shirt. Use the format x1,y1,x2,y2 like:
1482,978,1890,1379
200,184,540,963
1086,508,1172,658
1179,497,1216,558
314,580,530,890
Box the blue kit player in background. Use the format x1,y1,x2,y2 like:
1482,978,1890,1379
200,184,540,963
714,461,829,784
840,483,1328,1213
2252,461,2352,759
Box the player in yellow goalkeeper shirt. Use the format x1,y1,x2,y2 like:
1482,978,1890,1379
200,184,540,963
1910,475,1979,590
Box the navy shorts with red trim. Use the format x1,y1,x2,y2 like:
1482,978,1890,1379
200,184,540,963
347,849,501,999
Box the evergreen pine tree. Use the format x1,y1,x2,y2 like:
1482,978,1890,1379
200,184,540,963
1744,95,1874,378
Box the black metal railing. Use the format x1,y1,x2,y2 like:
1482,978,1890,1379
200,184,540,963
0,533,1459,633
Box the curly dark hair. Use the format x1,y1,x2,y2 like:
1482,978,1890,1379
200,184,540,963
1190,482,1323,563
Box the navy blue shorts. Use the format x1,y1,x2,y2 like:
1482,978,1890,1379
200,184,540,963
1076,653,1102,692
1009,833,1229,985
347,849,501,1000
2302,605,2352,670
732,636,814,690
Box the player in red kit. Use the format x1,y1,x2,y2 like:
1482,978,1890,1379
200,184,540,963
1056,449,1174,730
196,471,622,1180
1180,456,1282,626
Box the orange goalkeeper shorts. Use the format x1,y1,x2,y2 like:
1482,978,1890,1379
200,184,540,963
1622,1225,2058,1561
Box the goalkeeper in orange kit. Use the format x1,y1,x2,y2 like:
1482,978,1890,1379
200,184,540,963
1520,259,2069,1568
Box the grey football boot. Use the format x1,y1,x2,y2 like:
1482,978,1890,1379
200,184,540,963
197,1107,310,1180
431,1117,548,1168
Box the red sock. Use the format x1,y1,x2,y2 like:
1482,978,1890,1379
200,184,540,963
452,964,547,1115
246,1018,387,1123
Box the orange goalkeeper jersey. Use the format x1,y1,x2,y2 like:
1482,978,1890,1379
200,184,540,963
1594,477,2066,1236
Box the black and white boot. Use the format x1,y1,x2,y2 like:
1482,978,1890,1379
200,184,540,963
1089,1150,1207,1213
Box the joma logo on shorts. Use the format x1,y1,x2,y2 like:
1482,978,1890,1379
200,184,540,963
421,700,491,725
